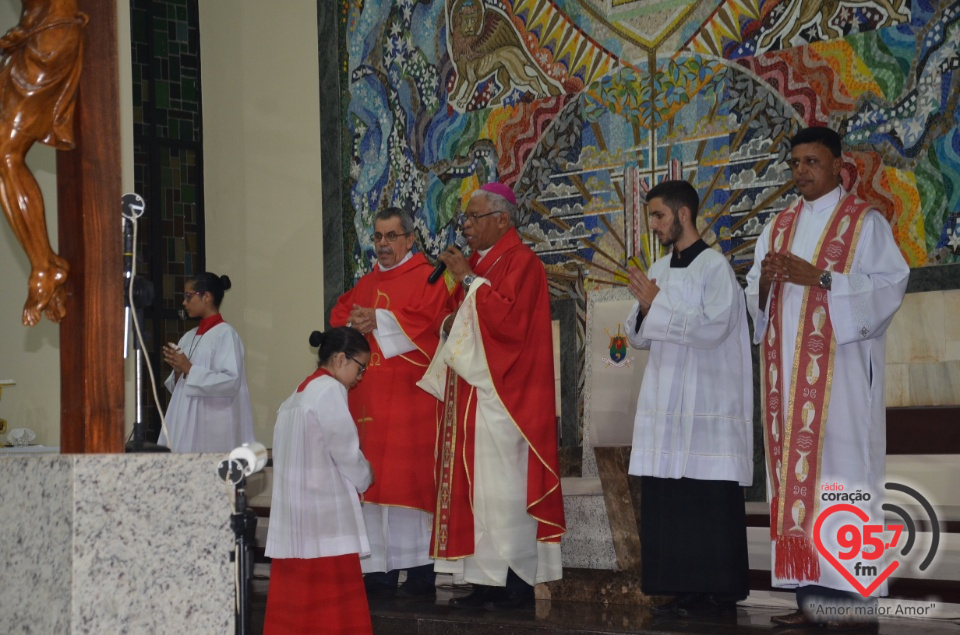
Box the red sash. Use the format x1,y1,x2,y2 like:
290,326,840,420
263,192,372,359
763,194,870,582
433,369,464,556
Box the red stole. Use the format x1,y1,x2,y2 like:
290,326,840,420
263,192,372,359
763,195,870,581
330,253,454,512
432,229,565,559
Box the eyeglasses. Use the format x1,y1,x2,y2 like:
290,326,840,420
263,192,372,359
457,211,501,226
786,157,825,170
183,291,203,301
347,356,367,376
371,231,411,243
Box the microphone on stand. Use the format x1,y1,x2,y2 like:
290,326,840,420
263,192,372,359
121,193,166,454
121,193,145,316
122,193,145,357
428,235,469,284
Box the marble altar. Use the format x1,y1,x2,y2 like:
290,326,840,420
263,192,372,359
0,453,234,634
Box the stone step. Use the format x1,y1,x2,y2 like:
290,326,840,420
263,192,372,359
250,581,960,635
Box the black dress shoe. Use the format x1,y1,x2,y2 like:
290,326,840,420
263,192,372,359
677,595,738,618
395,576,436,598
714,599,739,617
363,577,396,597
651,593,702,616
484,588,534,611
449,586,501,609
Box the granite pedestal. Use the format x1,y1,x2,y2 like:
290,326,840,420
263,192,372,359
0,454,235,634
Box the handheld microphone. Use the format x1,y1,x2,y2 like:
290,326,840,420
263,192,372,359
427,234,469,284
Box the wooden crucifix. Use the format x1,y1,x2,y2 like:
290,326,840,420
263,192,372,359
0,0,124,452
56,0,124,452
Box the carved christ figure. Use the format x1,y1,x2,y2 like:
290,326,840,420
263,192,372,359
0,0,86,326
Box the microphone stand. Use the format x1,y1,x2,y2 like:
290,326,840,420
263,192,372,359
122,194,166,453
218,459,259,635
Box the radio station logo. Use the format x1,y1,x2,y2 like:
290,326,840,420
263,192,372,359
814,481,940,598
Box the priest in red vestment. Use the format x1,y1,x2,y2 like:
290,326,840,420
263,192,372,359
419,182,566,611
330,206,455,597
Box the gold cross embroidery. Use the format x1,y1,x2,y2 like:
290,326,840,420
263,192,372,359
357,406,374,446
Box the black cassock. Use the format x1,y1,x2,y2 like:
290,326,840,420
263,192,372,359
640,476,750,600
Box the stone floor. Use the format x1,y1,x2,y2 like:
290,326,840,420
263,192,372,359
249,576,960,634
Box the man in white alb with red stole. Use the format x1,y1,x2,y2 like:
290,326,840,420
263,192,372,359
330,207,455,597
746,127,908,627
419,182,565,611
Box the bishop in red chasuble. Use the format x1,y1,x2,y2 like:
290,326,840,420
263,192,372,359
420,183,565,607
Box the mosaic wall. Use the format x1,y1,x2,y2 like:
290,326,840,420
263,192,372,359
340,0,959,447
341,0,959,288
131,0,204,437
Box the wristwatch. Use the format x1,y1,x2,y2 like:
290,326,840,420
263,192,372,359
819,270,832,290
462,274,476,290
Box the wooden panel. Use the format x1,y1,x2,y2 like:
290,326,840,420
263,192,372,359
594,447,642,571
886,406,960,455
57,0,124,453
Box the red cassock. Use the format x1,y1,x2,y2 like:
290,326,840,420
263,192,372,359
432,228,566,559
264,555,371,635
330,253,454,512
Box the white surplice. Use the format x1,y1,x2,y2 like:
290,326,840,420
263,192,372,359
626,247,754,486
745,187,909,595
266,374,373,559
162,322,255,453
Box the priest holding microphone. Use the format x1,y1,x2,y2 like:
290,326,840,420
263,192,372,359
420,182,566,611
